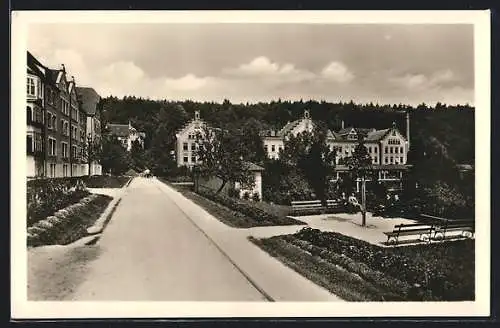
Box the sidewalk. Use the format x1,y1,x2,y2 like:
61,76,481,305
155,179,343,302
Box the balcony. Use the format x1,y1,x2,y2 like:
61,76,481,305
27,116,44,128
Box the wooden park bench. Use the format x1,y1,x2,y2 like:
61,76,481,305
384,223,435,245
433,219,475,240
291,200,324,216
420,214,475,240
326,199,344,213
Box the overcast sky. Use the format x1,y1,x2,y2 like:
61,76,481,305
28,23,474,106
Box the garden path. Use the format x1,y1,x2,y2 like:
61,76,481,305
70,177,267,301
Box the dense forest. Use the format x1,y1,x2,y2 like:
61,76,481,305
100,96,475,166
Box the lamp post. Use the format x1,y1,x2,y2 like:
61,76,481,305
87,134,92,176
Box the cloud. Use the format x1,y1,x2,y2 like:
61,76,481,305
390,69,460,91
163,74,211,91
224,56,315,83
321,61,355,83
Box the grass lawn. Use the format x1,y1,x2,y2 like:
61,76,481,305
250,227,474,301
162,179,303,228
84,175,131,188
28,194,113,247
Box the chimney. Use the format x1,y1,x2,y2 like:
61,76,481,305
341,120,345,130
195,110,200,121
61,64,66,72
406,111,410,151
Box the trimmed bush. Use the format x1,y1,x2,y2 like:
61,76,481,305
27,194,113,247
292,227,474,301
197,187,302,226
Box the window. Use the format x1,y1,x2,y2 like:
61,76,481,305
191,143,196,151
389,147,393,154
191,156,196,163
26,135,33,153
368,146,372,153
48,138,57,156
400,147,404,153
384,146,388,154
27,107,32,123
385,157,388,164
395,147,399,154
390,157,394,164
27,77,36,96
63,164,68,177
72,146,78,159
374,147,378,153
271,145,275,152
264,145,268,152
183,156,188,163
400,157,404,164
62,142,68,159
50,164,56,177
46,112,52,128
183,142,188,151
52,116,56,130
278,146,283,152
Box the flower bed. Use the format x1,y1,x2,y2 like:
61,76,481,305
27,178,90,226
251,227,474,301
27,194,113,247
197,187,304,227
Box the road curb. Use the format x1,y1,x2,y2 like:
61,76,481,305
86,178,132,235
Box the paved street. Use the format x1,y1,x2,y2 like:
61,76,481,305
70,177,267,301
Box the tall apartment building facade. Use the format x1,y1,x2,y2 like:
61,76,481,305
27,51,102,178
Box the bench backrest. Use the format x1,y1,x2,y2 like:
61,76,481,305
291,200,321,205
326,200,341,206
393,223,433,231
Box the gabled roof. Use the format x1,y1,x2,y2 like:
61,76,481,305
76,87,101,116
365,129,391,141
243,161,265,171
107,124,130,137
277,120,301,137
176,118,207,137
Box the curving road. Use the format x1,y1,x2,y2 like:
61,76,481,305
70,177,267,301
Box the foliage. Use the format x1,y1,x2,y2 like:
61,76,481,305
252,192,260,202
100,134,133,175
291,227,474,301
27,178,90,226
195,125,255,193
100,97,474,208
83,175,130,188
27,194,113,247
197,187,303,226
262,160,315,205
280,129,337,204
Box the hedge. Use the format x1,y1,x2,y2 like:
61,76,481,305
197,187,303,226
293,227,474,301
27,194,113,247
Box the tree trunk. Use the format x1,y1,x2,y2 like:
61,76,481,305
217,180,227,193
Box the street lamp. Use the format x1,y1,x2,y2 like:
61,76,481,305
87,134,92,176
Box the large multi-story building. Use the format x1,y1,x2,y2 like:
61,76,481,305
174,110,206,168
26,51,102,178
106,122,146,152
261,109,411,190
77,87,103,175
